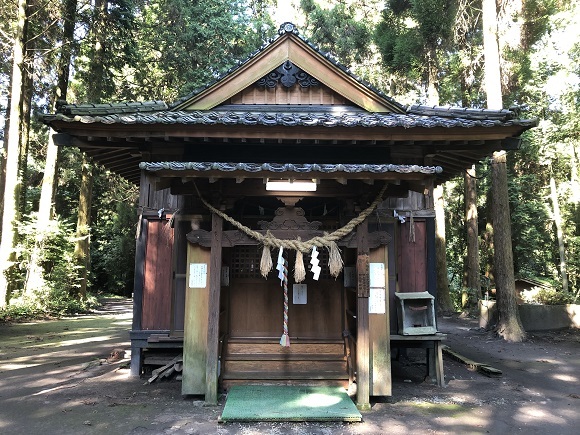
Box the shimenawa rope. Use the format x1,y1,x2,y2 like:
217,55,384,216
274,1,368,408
193,181,388,277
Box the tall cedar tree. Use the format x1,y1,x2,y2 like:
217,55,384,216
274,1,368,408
0,0,27,306
25,0,78,296
375,0,458,104
483,0,525,342
133,0,272,101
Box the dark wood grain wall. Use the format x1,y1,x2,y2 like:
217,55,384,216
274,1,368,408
397,220,427,293
142,218,174,330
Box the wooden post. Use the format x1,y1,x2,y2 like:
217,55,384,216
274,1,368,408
205,213,223,404
130,218,147,377
130,170,149,377
181,244,210,395
426,217,437,299
356,220,371,410
369,246,391,397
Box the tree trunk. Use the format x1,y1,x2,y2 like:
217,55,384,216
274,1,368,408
434,184,454,314
549,171,568,293
41,0,77,220
491,152,525,341
482,0,503,109
17,49,34,219
25,0,78,296
483,0,525,341
0,0,27,307
71,0,106,299
426,46,440,106
464,165,480,309
73,154,93,300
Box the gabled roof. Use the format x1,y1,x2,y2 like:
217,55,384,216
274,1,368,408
41,24,537,187
170,22,405,113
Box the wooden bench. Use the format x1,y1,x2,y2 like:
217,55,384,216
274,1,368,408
390,333,446,387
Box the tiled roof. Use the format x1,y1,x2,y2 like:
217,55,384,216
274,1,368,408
139,162,444,174
55,101,167,116
43,108,536,129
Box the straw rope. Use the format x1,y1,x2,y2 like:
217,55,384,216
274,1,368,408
193,181,388,252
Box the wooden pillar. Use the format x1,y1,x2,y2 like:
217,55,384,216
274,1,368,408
130,170,149,377
356,219,371,410
369,245,391,397
205,213,223,404
426,217,437,298
181,244,210,395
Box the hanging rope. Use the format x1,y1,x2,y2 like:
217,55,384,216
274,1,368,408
193,181,388,256
280,255,290,347
294,237,306,283
409,210,416,243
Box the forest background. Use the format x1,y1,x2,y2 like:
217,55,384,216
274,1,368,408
0,0,578,328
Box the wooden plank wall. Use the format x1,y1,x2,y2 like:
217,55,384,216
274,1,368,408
393,219,427,334
141,218,174,330
229,83,348,105
228,278,343,339
397,220,427,293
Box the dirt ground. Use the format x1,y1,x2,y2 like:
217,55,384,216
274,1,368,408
1,299,579,435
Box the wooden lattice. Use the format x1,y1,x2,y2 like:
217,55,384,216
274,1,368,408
231,246,262,279
231,245,333,281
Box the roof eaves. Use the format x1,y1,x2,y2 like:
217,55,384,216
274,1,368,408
407,104,538,125
53,100,168,117
43,110,538,129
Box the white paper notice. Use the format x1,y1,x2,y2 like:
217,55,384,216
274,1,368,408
293,284,307,304
369,263,386,314
369,287,386,314
369,263,385,288
189,263,207,288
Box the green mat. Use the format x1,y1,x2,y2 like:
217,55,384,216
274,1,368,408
219,385,362,422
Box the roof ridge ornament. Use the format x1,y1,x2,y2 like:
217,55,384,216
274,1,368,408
279,22,299,35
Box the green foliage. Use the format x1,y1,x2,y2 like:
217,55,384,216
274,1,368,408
0,213,100,320
17,215,82,295
91,170,138,296
300,0,374,66
507,144,554,278
73,0,139,102
374,0,458,101
521,287,578,305
0,292,99,322
130,0,273,101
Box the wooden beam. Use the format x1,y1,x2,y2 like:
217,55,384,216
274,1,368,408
205,213,223,404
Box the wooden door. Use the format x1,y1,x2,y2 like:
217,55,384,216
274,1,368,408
228,246,343,339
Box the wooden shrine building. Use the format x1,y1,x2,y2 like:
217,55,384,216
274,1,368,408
43,23,535,408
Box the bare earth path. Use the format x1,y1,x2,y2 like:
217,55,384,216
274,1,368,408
1,300,579,434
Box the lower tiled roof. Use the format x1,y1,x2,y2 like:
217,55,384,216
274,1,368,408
139,162,444,174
